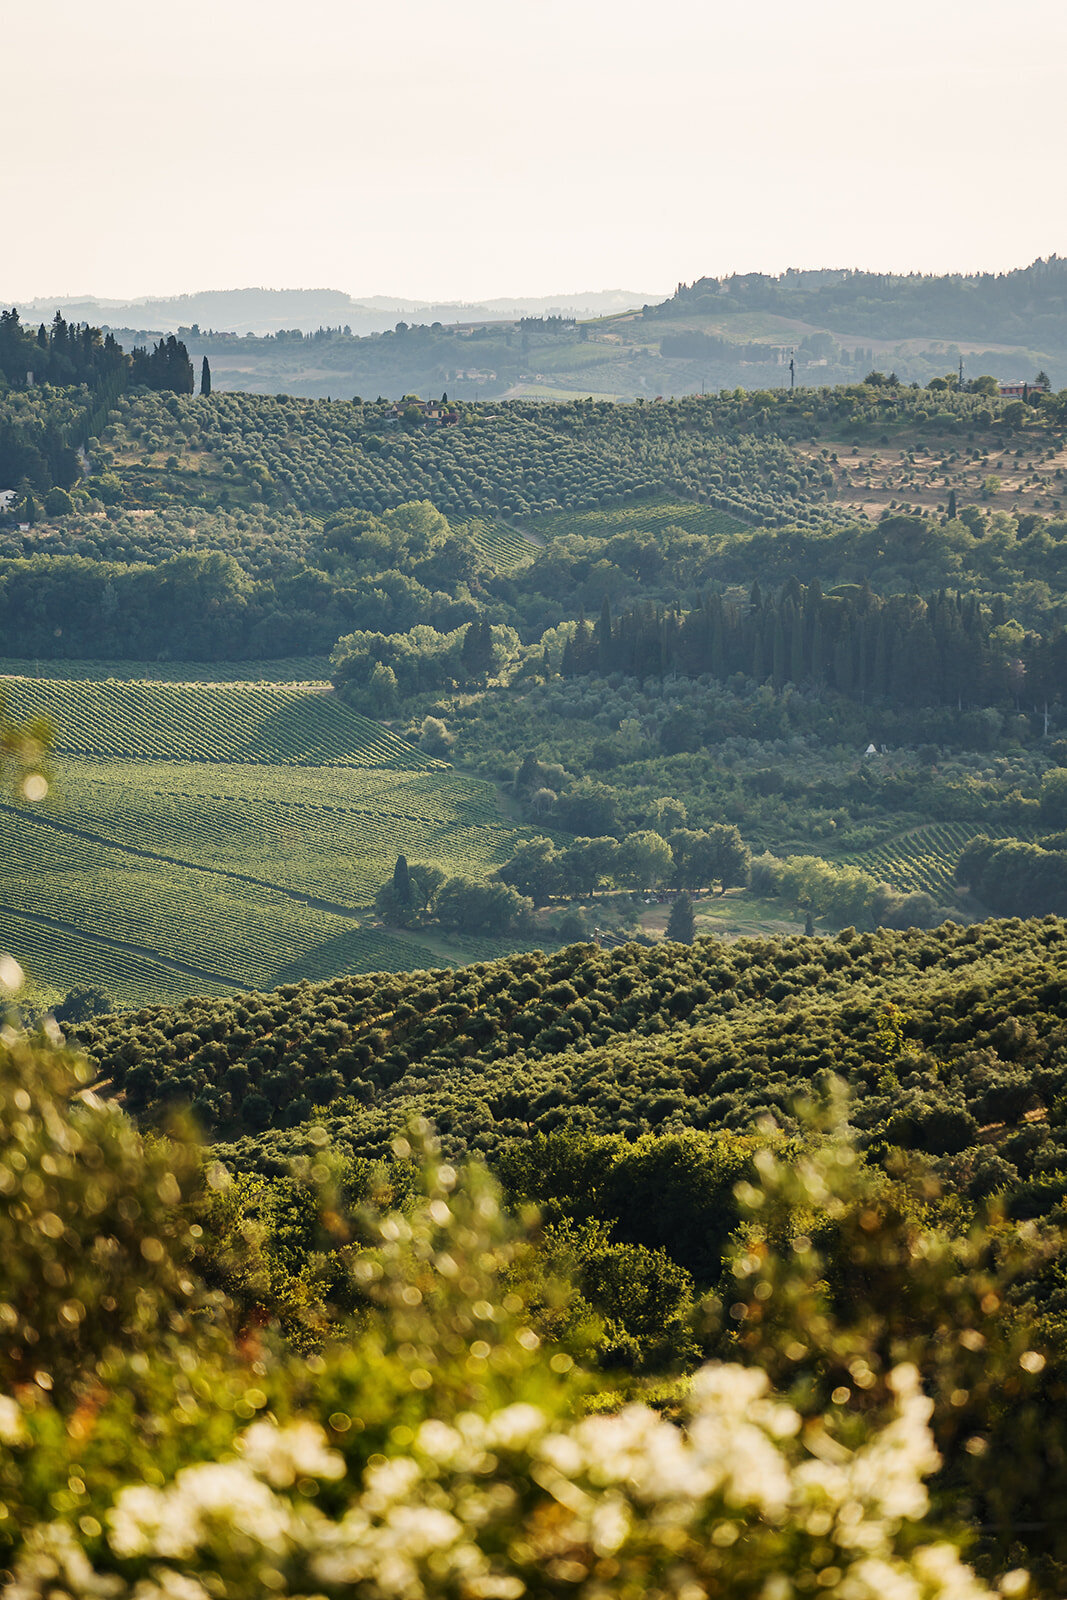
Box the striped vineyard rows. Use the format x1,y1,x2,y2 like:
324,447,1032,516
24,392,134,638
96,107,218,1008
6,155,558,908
51,761,523,906
457,518,538,570
846,822,986,895
0,679,439,768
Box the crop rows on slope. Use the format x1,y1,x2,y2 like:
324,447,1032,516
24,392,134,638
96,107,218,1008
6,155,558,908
103,392,832,522
0,805,384,992
0,657,332,684
0,679,435,767
43,760,524,908
456,518,537,570
0,904,233,1009
845,823,985,895
77,919,1067,1206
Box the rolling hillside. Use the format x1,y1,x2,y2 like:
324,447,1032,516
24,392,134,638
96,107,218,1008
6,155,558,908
0,676,534,1010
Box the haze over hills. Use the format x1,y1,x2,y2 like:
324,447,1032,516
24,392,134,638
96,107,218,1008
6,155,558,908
5,286,658,340
10,261,1063,403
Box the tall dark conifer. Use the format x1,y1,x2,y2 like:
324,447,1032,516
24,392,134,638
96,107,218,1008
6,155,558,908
200,357,211,396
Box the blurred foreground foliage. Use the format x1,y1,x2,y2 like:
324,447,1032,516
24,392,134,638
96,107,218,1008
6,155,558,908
0,1028,1061,1596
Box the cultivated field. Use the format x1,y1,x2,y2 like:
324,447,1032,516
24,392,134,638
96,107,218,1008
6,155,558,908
0,678,436,767
0,677,533,1011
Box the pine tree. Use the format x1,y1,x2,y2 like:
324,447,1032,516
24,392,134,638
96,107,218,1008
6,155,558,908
200,357,211,397
667,892,696,945
947,488,957,519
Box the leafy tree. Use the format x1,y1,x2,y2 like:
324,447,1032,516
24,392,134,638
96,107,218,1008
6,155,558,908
43,486,74,517
53,985,115,1024
615,830,673,890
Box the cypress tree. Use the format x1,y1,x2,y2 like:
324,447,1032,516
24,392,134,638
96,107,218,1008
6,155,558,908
393,854,413,908
200,357,211,396
595,598,613,673
947,488,957,519
667,891,696,945
772,608,787,690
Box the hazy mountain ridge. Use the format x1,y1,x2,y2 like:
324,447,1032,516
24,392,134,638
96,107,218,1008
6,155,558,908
4,286,657,339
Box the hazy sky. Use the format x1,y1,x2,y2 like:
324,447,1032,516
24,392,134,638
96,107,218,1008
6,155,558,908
5,0,1066,302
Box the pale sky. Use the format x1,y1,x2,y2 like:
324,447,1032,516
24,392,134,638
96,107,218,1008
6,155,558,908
4,0,1066,303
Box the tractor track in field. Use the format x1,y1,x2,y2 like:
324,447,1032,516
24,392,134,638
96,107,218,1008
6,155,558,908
0,801,367,921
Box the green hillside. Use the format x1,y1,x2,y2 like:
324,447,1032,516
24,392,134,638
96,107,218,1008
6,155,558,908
76,918,1067,1226
0,675,538,1008
0,677,437,766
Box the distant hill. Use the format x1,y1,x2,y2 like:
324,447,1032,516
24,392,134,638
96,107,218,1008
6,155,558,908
4,286,657,339
5,264,1065,401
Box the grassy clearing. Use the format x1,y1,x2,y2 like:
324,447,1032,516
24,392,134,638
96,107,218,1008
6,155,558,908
525,498,747,542
638,890,808,943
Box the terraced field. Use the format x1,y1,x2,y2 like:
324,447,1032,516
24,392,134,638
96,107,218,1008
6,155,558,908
0,679,436,767
0,675,535,1011
844,822,986,896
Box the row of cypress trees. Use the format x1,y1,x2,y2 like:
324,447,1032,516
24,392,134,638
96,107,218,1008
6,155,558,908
561,581,1066,710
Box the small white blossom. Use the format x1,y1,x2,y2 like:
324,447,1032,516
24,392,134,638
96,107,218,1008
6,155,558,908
241,1418,345,1486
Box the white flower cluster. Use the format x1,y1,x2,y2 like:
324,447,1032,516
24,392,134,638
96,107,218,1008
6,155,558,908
6,1371,1025,1600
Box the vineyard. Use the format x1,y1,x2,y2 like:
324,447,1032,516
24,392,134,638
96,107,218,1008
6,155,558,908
842,822,986,896
0,753,528,1007
37,760,523,906
0,661,538,1008
457,518,538,570
0,657,333,684
0,678,437,767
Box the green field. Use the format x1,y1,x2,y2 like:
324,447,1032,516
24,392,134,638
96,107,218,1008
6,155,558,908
524,498,747,542
0,679,535,1011
0,678,436,767
0,657,334,683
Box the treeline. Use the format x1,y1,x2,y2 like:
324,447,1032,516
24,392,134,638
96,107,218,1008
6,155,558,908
654,257,1067,348
494,824,750,902
0,313,195,506
957,828,1067,916
128,335,194,394
562,580,1067,709
0,543,488,661
0,308,127,392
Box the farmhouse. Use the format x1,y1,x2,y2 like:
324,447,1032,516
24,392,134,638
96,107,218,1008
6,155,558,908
388,399,460,426
999,378,1050,399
